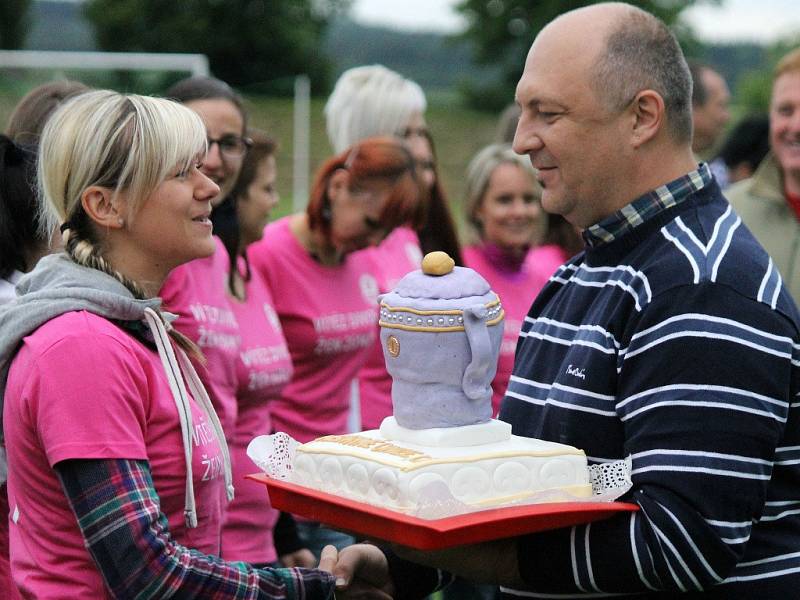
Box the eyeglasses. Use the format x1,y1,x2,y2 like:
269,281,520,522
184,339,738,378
207,135,252,159
402,125,429,140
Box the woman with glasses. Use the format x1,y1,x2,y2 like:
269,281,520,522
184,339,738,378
247,137,424,557
159,77,251,439
210,130,315,570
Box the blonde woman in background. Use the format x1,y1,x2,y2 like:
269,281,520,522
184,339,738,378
462,144,553,415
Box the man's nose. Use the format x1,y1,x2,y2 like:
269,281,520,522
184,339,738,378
512,121,543,156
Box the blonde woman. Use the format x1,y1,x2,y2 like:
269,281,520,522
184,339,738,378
0,90,336,598
462,144,553,415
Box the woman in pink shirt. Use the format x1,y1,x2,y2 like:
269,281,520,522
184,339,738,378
212,130,314,569
0,90,336,598
462,144,554,416
160,77,252,437
248,137,423,555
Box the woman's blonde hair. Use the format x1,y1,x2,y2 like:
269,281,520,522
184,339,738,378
463,143,542,244
38,90,206,237
37,89,207,354
325,65,427,153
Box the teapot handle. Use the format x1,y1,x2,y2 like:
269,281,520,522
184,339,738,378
462,304,493,401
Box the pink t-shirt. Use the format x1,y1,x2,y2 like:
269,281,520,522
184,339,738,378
463,245,551,415
248,217,379,443
3,311,225,598
529,243,570,278
222,261,293,563
358,227,422,430
160,237,242,437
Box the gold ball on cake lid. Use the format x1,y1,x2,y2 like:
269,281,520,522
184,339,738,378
421,251,454,276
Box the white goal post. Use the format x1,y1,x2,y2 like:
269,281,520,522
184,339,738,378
0,50,209,77
0,50,311,210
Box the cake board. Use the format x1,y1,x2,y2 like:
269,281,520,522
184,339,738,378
246,473,639,550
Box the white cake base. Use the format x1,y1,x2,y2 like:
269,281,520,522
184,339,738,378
291,420,592,513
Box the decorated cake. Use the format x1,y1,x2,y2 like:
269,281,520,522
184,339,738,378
288,252,593,513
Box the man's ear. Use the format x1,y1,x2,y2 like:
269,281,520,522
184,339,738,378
80,186,126,230
630,89,665,149
326,168,350,206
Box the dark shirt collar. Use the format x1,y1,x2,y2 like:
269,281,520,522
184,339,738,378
583,163,713,248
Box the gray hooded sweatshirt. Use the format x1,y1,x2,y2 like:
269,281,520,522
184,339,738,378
0,253,233,526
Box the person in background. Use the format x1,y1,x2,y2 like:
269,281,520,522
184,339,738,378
160,76,251,438
325,64,462,432
688,62,732,187
0,138,39,304
462,144,551,416
1,79,90,300
689,62,731,158
0,89,337,598
728,48,800,299
0,136,37,599
211,130,314,569
494,101,582,271
331,4,800,597
495,103,522,145
5,80,90,146
716,114,770,186
410,130,462,265
247,137,423,557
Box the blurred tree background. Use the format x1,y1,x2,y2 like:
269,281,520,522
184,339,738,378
453,0,715,111
0,0,32,49
1,0,797,112
82,0,352,94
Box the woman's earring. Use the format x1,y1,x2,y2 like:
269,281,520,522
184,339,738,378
117,217,124,226
321,206,332,222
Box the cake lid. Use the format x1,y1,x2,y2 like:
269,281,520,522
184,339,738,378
391,251,491,301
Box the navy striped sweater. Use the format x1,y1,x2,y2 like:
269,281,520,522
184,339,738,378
499,180,800,598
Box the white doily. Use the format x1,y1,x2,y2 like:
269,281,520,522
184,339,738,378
588,456,633,502
247,433,298,480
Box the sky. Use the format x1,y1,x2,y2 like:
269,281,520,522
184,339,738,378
351,0,800,44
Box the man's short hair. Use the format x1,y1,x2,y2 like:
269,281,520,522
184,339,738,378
591,7,693,144
775,47,800,79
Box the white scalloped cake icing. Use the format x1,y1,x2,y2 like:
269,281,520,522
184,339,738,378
290,420,592,512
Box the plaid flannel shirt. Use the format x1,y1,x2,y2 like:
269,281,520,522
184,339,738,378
55,458,335,599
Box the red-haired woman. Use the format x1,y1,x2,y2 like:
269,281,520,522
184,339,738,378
247,137,423,556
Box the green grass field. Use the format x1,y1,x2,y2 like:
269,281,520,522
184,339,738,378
1,89,501,231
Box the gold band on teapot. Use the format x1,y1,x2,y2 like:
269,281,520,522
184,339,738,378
379,297,504,333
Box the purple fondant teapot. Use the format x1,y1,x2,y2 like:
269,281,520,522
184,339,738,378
379,252,504,429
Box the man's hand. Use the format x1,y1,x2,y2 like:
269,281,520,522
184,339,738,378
326,543,395,600
393,538,522,588
279,547,317,568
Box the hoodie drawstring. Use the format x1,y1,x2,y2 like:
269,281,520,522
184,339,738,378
142,307,234,528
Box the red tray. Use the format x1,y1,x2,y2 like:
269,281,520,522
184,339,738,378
247,473,638,550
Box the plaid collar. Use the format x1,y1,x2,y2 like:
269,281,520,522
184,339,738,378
584,163,712,247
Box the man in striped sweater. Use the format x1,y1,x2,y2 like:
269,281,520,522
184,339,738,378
331,3,800,598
